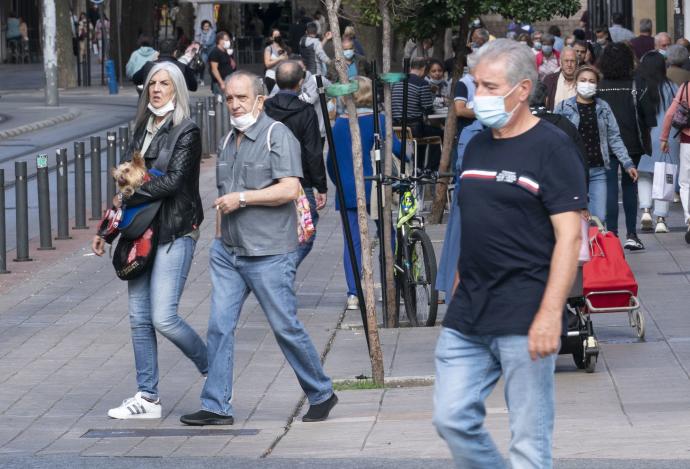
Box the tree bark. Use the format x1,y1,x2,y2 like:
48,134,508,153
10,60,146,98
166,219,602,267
324,0,385,386
42,0,59,105
428,16,471,224
380,0,396,328
55,0,76,89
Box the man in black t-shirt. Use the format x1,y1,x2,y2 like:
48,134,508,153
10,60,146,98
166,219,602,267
432,40,586,469
208,31,237,96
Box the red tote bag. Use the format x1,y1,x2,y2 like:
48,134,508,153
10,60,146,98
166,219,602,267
582,227,638,310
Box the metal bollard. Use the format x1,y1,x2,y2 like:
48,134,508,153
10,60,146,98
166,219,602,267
13,161,31,262
197,100,208,158
106,132,117,201
73,141,88,229
90,136,102,220
55,148,70,240
118,125,129,164
0,170,10,273
36,154,55,251
207,96,216,158
215,95,223,146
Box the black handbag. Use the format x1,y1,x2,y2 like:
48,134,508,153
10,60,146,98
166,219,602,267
111,118,195,280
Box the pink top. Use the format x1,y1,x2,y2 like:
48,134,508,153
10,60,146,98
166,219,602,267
661,83,690,141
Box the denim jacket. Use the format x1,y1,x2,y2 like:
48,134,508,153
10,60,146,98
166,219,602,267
554,96,634,170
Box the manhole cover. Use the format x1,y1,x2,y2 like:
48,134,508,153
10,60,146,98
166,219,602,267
81,428,260,438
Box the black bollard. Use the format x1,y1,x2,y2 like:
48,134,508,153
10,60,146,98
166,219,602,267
73,141,88,229
55,148,70,240
215,95,223,147
118,125,129,164
221,95,230,136
36,154,55,251
0,170,10,273
106,132,117,200
207,96,216,158
90,136,102,220
197,100,208,158
13,161,31,262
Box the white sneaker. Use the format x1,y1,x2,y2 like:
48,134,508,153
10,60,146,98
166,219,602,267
346,295,359,310
655,218,669,233
107,392,162,419
674,193,681,203
640,210,653,232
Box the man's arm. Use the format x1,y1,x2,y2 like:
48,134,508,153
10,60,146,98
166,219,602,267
528,210,581,360
214,177,300,214
210,60,224,89
454,100,475,119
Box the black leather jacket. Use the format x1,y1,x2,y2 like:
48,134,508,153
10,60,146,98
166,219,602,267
123,117,204,244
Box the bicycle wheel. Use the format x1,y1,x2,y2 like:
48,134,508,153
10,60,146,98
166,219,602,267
402,229,438,327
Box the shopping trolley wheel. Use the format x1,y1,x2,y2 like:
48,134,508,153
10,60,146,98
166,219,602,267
572,339,586,370
584,354,597,373
634,310,645,339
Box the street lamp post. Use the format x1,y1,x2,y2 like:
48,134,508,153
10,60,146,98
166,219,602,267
42,0,59,106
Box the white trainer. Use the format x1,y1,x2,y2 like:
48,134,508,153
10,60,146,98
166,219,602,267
655,218,669,233
640,210,653,232
107,392,162,419
346,295,359,310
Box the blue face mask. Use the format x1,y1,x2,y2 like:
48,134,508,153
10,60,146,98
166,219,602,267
659,48,668,58
343,49,355,60
472,83,520,129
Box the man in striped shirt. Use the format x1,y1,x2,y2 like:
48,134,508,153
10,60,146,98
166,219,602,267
392,57,443,170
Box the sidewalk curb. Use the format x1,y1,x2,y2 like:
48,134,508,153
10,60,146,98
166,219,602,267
0,107,81,141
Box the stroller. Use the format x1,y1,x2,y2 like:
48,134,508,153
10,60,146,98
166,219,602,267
560,217,643,373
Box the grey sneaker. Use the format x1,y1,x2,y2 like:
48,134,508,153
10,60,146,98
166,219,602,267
346,295,359,310
640,210,653,232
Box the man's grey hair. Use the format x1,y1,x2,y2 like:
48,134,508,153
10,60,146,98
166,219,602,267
560,46,577,59
474,38,538,87
667,44,688,66
541,33,555,45
134,61,191,131
639,18,653,34
410,56,427,70
276,60,303,91
655,32,672,47
225,70,267,97
473,28,490,42
466,52,478,70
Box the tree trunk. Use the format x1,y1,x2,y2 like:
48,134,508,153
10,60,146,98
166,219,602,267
324,0,385,386
55,0,76,89
380,0,396,328
42,0,59,105
428,16,471,224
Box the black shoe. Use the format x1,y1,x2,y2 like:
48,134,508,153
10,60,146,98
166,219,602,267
302,393,338,422
180,410,234,426
685,226,690,244
624,233,644,251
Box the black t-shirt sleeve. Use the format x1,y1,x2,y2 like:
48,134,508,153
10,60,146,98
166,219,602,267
539,133,588,215
454,81,468,101
208,48,221,64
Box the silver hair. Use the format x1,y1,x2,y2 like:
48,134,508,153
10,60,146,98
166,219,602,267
134,62,190,130
667,44,688,66
466,52,478,70
560,46,577,59
474,38,538,87
225,70,267,97
655,32,671,47
639,18,653,33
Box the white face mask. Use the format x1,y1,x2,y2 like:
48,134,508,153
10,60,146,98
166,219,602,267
227,48,234,55
223,40,231,49
576,82,597,99
147,98,175,117
230,97,260,132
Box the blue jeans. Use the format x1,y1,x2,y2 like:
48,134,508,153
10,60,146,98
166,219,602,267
606,155,639,235
296,187,320,266
433,328,557,469
342,209,362,296
201,239,333,416
128,237,208,400
588,167,607,223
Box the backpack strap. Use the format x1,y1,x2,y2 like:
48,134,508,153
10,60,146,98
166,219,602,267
266,121,281,152
153,117,195,172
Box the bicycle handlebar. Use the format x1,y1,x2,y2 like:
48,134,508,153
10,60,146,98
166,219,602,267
364,171,455,185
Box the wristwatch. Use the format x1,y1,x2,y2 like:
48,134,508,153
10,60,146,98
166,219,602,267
239,192,247,208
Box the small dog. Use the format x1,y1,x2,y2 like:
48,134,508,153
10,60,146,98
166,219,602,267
112,152,149,197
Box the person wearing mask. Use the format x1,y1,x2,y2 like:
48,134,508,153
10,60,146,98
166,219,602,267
547,25,564,52
655,32,673,58
126,34,159,80
555,66,638,223
630,18,655,59
470,28,489,52
208,31,237,97
597,42,655,250
666,45,690,85
133,39,198,93
327,37,371,82
391,57,441,170
343,25,366,57
593,26,612,61
180,70,337,426
195,20,216,86
433,39,586,469
264,29,288,94
635,51,679,233
609,13,635,43
517,32,533,49
426,59,450,110
536,33,560,81
92,62,207,419
264,60,327,266
543,47,578,110
532,30,544,53
327,76,402,310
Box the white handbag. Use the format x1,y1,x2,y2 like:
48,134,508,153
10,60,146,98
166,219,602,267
652,159,678,202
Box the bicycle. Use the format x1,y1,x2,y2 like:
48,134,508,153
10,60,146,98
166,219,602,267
368,170,452,327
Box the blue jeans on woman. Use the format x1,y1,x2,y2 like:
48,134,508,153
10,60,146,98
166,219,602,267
588,167,608,223
342,209,362,296
433,328,557,469
127,236,208,401
606,155,639,236
201,239,333,416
